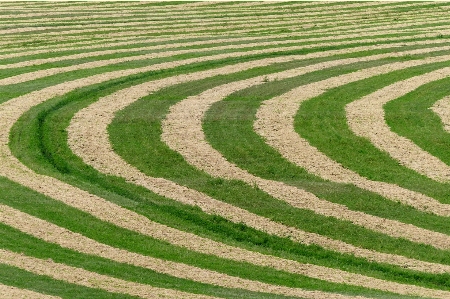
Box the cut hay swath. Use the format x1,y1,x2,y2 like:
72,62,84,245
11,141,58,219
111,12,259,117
2,1,450,298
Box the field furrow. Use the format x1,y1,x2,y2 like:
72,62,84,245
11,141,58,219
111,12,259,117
3,2,450,299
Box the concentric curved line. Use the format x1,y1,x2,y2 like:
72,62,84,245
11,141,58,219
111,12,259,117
162,53,450,249
4,203,439,299
5,2,450,298
66,45,450,272
254,66,450,216
431,96,450,133
0,249,219,299
1,43,429,299
0,31,448,299
0,284,61,299
5,35,450,88
346,67,450,183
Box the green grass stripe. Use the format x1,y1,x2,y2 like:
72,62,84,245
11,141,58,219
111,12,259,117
106,55,450,262
295,60,450,201
8,51,450,292
384,76,450,166
0,178,423,299
201,54,450,230
1,32,445,66
4,2,450,297
0,264,138,299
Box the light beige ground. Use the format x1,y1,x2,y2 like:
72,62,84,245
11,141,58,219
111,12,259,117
4,203,429,299
1,39,450,299
346,67,450,183
63,42,447,272
0,249,219,299
432,96,450,132
162,54,450,249
0,284,61,299
255,65,450,216
3,44,444,298
66,45,450,271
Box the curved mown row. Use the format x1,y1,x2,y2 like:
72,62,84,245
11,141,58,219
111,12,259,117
2,2,450,299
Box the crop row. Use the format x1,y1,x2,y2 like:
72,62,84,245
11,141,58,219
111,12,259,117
2,2,450,299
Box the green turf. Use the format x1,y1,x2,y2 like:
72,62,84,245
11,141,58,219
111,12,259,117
7,52,450,294
385,76,450,166
4,2,450,298
295,60,450,200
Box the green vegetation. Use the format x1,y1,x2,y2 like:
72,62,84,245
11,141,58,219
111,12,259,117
385,76,450,165
3,1,450,298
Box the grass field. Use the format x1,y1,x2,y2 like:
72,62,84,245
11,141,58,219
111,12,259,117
2,1,450,298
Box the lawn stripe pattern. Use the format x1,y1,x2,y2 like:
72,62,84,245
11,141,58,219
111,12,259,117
3,2,450,299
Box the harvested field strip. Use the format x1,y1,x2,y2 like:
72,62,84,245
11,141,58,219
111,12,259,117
14,52,450,286
3,16,449,44
200,62,450,245
3,2,450,298
384,79,450,170
294,70,450,197
6,40,450,87
1,5,448,44
2,37,442,73
346,68,450,182
7,41,450,250
0,249,221,299
3,32,450,67
432,96,450,132
0,22,446,49
161,56,450,249
0,283,61,299
5,49,450,298
254,64,450,215
66,53,450,271
6,176,445,299
0,2,435,24
4,204,438,299
3,178,403,299
1,7,446,34
5,31,450,69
